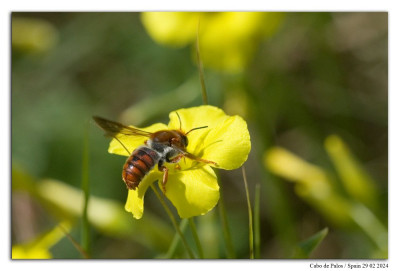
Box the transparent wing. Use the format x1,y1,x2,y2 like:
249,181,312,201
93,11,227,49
93,116,152,138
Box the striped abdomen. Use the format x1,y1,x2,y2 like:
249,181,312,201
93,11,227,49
122,146,161,190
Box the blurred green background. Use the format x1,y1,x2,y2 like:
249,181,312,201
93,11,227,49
11,12,388,259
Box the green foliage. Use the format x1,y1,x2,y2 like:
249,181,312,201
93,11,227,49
293,228,329,258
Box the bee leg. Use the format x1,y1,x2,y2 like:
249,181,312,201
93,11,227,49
169,153,184,163
169,154,185,170
158,164,169,194
169,154,184,171
183,152,218,166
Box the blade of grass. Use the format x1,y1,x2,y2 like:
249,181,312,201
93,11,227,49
254,183,261,259
150,184,195,259
59,223,89,259
218,188,236,258
242,166,254,259
189,217,204,259
81,121,90,257
293,228,329,258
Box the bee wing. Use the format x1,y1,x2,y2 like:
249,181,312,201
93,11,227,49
93,116,152,138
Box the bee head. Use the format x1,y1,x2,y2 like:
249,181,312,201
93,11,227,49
174,111,208,148
181,134,188,147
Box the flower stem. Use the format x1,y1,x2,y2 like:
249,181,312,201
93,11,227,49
254,183,261,259
189,217,204,258
150,184,195,259
81,121,91,257
196,19,208,105
242,166,254,259
163,219,189,259
218,189,236,258
59,223,89,259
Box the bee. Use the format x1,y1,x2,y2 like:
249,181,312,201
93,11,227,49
93,115,217,193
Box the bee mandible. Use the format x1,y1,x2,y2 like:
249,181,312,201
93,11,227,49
93,115,217,193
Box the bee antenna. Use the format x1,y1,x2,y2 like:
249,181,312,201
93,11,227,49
186,125,208,135
176,112,182,131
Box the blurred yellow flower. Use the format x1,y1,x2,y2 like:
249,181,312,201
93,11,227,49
12,221,71,259
141,12,284,73
324,135,378,209
264,146,351,225
12,17,58,54
264,136,387,256
106,105,251,219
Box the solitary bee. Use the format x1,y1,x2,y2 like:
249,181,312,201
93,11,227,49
93,115,217,193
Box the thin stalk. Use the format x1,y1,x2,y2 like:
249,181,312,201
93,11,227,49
218,189,236,258
81,122,90,257
150,184,195,259
242,166,254,259
59,224,89,259
163,219,189,259
189,217,204,258
196,19,208,105
254,183,261,259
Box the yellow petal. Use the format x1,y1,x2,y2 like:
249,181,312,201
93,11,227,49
168,105,251,170
160,166,219,218
202,114,251,170
200,12,284,72
168,105,229,156
108,122,168,156
141,12,199,47
12,246,51,259
200,12,262,72
125,171,162,219
12,220,71,259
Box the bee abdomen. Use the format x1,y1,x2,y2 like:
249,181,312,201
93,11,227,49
122,146,160,190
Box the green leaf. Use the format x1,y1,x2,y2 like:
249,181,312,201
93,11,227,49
293,228,329,258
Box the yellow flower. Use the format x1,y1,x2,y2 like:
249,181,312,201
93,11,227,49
12,17,58,54
107,105,251,219
141,12,284,73
12,221,71,259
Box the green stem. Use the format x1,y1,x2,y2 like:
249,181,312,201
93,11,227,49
59,224,89,259
163,219,189,259
81,121,90,257
189,217,204,259
218,189,236,258
254,183,261,259
196,19,208,105
242,166,254,259
150,184,195,259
